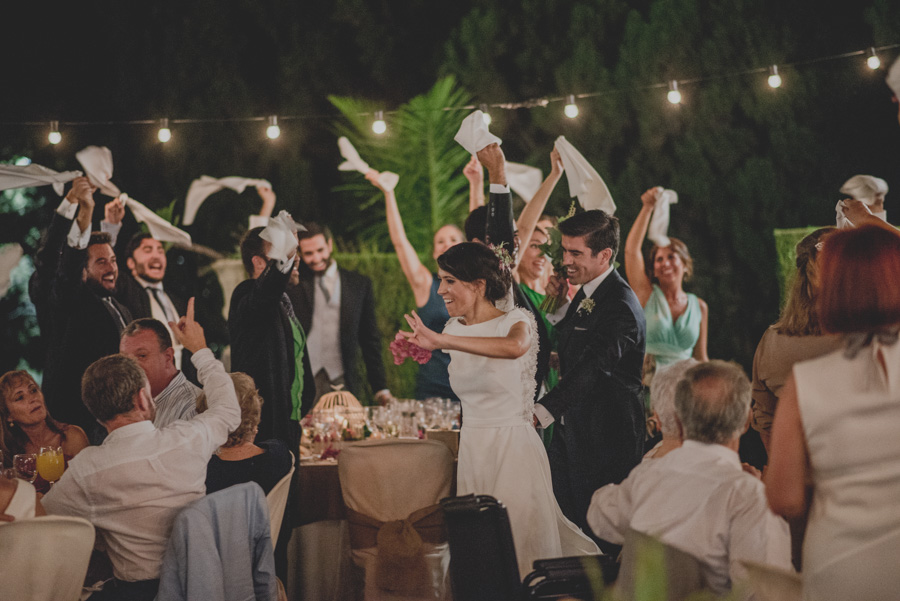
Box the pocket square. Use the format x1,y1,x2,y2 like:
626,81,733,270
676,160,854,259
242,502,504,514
574,326,588,331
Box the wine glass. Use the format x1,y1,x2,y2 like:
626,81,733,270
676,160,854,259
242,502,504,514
13,453,37,483
37,446,65,487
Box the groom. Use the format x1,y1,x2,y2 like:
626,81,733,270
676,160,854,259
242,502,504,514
533,210,646,547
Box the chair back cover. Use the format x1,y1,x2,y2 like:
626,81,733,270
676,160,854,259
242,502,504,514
617,528,708,601
157,482,278,601
266,451,295,547
0,515,95,601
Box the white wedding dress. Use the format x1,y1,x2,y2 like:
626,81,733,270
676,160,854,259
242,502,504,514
444,308,600,576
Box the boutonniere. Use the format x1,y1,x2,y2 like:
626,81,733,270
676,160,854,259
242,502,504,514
577,298,595,316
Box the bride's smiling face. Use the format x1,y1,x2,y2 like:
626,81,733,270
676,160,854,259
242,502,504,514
437,269,483,317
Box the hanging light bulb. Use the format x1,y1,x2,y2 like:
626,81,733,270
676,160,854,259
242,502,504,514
564,94,579,119
480,104,492,126
48,121,61,145
157,118,172,143
266,116,281,140
667,81,682,105
867,47,881,70
767,65,782,89
372,111,387,135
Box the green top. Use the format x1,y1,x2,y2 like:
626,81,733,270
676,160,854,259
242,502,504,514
643,284,701,368
289,317,307,421
519,283,559,391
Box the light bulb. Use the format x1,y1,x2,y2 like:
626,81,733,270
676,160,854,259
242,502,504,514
480,104,492,126
867,48,881,70
667,81,681,105
564,94,579,119
157,118,171,143
767,65,782,89
48,121,61,145
372,111,386,135
266,115,280,140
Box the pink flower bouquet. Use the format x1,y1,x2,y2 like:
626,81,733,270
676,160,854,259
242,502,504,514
389,332,432,365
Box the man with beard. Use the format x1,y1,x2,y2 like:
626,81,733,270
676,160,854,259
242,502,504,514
43,187,133,439
288,222,390,403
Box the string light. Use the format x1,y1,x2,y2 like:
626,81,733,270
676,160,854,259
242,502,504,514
157,118,172,143
564,95,579,119
867,47,881,70
667,81,682,105
480,104,492,126
48,121,61,145
266,115,280,140
372,110,387,135
767,65,782,89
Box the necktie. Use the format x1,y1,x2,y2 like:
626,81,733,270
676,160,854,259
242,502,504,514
318,275,332,304
103,297,127,333
147,287,176,323
281,293,299,325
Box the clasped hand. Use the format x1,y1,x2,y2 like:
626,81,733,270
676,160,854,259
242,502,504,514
399,311,442,351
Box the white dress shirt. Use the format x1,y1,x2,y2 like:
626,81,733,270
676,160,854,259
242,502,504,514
135,275,184,370
42,349,240,582
587,440,792,598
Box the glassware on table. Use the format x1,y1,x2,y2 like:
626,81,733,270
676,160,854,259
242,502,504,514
37,446,65,486
13,453,38,483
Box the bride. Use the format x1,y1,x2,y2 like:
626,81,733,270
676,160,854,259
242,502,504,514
402,242,599,576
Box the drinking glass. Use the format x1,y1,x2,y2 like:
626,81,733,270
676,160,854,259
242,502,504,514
37,446,65,487
13,453,37,483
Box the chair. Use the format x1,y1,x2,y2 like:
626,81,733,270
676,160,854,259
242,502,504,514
338,438,454,600
0,515,95,601
740,561,802,601
616,529,709,601
266,451,295,548
156,483,278,601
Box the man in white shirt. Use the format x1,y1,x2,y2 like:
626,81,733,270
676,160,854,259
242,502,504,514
587,360,792,598
43,301,240,601
120,318,199,429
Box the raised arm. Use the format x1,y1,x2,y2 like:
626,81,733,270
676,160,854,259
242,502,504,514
514,148,564,269
366,170,433,307
402,311,531,359
624,188,657,306
464,156,485,211
257,185,276,219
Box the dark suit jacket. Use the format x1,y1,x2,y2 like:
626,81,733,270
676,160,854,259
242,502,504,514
287,267,386,399
30,210,76,346
538,268,646,488
228,262,314,451
42,241,133,432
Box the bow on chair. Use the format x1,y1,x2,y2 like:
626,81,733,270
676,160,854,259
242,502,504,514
346,504,446,596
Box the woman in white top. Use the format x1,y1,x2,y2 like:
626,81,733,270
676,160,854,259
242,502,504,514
401,242,598,577
767,223,900,601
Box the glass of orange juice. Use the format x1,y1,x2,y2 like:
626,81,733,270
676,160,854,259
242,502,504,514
37,446,65,487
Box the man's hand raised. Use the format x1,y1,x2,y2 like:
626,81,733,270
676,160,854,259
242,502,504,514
169,298,207,354
476,143,507,186
104,196,125,225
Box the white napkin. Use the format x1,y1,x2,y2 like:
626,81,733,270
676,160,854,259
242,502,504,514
0,164,82,196
454,111,502,155
75,146,121,197
336,137,399,192
553,136,616,215
119,194,192,246
0,243,23,298
888,54,900,99
183,175,272,225
506,162,543,203
260,210,301,263
840,174,888,207
647,187,679,247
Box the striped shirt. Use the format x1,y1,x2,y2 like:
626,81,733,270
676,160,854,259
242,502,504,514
153,371,200,429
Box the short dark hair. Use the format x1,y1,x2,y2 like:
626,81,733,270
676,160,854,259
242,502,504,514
239,227,267,276
297,222,332,243
818,223,900,334
437,242,512,304
88,231,113,249
82,354,148,423
557,210,620,262
121,318,172,350
125,232,154,261
464,206,488,242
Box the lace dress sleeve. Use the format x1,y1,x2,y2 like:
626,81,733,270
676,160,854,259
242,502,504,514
505,309,539,420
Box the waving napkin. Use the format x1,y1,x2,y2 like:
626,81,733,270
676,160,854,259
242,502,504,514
553,136,616,215
506,162,543,203
183,175,272,225
336,137,399,192
75,146,121,197
0,243,23,298
647,187,679,247
840,175,888,206
0,164,82,196
260,210,304,263
119,194,192,246
454,111,502,155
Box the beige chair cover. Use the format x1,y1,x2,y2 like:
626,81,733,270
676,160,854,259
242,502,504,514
266,451,295,548
617,528,708,601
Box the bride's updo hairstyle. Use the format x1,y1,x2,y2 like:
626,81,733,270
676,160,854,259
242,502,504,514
438,242,512,304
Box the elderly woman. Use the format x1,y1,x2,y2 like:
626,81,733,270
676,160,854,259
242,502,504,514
750,228,842,452
0,370,89,493
643,358,699,460
198,372,292,495
767,223,900,601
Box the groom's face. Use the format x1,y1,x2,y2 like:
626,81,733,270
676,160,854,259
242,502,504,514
562,235,611,285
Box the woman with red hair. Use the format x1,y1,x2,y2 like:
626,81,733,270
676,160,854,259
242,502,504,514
767,223,900,601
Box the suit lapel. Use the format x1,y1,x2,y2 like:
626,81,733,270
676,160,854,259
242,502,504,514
558,270,621,361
